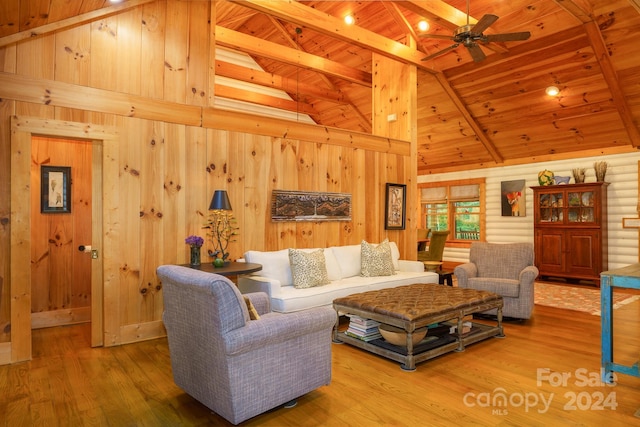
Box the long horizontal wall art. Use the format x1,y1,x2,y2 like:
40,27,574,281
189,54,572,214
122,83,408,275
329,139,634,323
271,190,352,222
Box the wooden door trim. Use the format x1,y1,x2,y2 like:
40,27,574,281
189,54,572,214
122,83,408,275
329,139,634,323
9,116,117,362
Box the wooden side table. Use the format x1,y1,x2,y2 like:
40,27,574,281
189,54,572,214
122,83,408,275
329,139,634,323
179,261,262,277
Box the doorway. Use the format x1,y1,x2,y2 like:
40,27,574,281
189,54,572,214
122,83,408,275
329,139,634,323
30,136,93,330
9,116,115,363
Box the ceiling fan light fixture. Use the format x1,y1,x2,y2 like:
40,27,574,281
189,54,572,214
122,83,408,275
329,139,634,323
545,86,560,96
418,20,430,32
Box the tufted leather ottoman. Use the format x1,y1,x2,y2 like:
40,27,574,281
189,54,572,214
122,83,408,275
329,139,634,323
333,283,504,371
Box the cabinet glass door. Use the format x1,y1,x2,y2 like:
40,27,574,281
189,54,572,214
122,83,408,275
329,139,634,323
539,192,563,223
567,191,595,223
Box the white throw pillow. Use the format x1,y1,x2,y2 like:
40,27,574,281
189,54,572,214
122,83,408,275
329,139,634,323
244,249,292,286
388,241,401,270
289,249,330,289
360,239,396,277
330,244,362,278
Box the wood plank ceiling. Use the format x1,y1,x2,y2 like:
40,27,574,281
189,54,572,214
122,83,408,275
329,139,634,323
2,0,640,174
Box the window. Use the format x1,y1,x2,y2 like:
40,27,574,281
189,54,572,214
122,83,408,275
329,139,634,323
420,179,485,244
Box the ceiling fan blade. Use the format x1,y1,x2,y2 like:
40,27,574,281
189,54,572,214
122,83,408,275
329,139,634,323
466,44,486,62
420,34,456,40
421,43,460,61
472,14,498,34
482,32,531,42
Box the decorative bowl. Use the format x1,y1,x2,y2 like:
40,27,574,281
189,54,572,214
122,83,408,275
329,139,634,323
378,324,428,347
554,175,571,185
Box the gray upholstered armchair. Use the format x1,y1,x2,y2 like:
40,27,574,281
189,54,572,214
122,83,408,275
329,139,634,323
157,265,336,425
454,242,538,319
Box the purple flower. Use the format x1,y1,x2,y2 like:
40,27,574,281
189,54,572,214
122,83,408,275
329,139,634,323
185,235,204,247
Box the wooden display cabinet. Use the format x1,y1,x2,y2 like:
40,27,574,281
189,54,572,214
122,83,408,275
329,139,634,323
532,182,608,285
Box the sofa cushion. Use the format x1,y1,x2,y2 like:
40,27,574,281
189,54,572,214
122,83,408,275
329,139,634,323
330,244,362,278
299,248,342,281
360,239,396,277
244,249,292,286
289,249,330,289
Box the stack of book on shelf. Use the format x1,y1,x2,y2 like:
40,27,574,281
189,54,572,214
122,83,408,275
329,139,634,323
345,315,382,341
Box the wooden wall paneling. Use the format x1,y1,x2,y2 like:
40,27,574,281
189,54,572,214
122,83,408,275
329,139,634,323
116,6,142,95
314,143,343,248
163,0,189,104
71,139,92,309
102,116,123,347
295,141,317,248
225,131,247,261
350,148,367,245
184,126,208,264
159,121,186,289
54,24,90,86
30,137,51,314
186,0,209,107
271,138,299,251
138,119,166,323
140,1,166,100
0,1,19,38
242,133,271,255
90,138,104,347
364,150,381,242
337,146,355,246
108,117,141,345
0,98,13,345
89,16,118,91
10,122,33,362
0,44,17,73
205,129,229,258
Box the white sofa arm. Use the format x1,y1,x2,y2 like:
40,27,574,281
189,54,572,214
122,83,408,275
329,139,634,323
237,275,283,297
398,259,425,273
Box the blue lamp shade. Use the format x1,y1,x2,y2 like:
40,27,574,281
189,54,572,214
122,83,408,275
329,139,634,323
209,190,232,210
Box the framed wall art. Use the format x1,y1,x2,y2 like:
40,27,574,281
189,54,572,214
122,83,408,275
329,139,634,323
271,190,351,222
41,166,71,213
385,183,406,230
501,179,526,217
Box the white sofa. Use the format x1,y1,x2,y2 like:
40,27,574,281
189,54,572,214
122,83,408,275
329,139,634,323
237,242,439,313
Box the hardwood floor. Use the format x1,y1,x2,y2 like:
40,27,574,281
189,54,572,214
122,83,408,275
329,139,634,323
2,299,640,426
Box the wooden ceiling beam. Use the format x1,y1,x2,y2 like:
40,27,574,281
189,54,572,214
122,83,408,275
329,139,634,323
629,0,640,14
214,84,319,116
215,61,349,105
399,0,473,29
215,26,372,87
225,0,431,72
433,73,503,164
584,20,640,147
553,0,594,23
0,0,157,48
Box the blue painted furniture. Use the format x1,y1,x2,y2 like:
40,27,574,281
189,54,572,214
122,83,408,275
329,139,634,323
601,263,640,383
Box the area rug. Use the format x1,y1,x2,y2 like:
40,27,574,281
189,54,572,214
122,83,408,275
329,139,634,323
534,282,640,316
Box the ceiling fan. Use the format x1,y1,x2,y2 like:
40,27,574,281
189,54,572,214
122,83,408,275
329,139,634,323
420,0,531,62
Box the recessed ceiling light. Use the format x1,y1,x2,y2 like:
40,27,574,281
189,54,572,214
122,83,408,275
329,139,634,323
418,20,430,32
344,15,354,25
545,86,560,96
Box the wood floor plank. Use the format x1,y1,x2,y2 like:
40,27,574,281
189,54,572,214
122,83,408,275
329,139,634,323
1,300,640,426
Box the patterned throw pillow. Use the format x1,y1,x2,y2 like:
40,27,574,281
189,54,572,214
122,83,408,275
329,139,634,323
361,239,396,277
289,248,330,289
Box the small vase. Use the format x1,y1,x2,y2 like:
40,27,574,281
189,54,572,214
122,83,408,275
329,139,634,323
190,246,201,266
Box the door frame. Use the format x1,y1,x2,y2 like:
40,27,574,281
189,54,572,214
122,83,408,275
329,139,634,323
9,116,117,362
